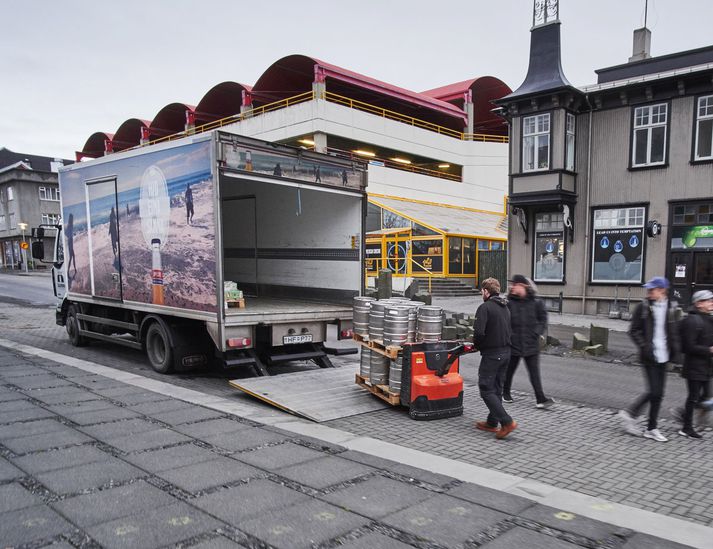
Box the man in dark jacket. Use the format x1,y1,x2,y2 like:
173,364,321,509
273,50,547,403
474,277,517,439
619,276,680,442
503,274,555,408
677,290,713,438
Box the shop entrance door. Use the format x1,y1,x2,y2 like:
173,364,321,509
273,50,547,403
670,251,713,306
693,251,713,297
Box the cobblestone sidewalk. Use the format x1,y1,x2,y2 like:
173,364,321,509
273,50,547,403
0,346,695,549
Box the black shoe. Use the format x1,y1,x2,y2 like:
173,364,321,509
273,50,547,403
678,428,703,439
502,394,514,404
536,398,556,409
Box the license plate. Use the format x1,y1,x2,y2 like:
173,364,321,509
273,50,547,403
283,334,313,344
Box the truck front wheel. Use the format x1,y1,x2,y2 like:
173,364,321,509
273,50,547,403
66,305,88,347
146,322,174,374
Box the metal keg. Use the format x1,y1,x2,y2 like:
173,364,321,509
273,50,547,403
353,296,375,337
369,352,390,385
368,300,388,342
383,306,410,347
406,303,420,343
417,306,443,342
389,355,403,392
359,348,370,379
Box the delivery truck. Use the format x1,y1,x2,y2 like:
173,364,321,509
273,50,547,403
32,131,367,376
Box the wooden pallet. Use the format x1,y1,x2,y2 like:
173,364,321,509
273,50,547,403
355,374,401,406
226,298,246,309
367,339,402,359
353,333,368,344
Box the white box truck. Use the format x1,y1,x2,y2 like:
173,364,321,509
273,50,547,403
32,131,367,375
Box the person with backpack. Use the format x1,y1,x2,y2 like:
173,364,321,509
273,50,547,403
503,274,555,408
676,290,713,438
619,276,680,442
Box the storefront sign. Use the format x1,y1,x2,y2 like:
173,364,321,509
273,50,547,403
671,225,713,249
675,264,686,278
534,231,564,282
591,227,644,283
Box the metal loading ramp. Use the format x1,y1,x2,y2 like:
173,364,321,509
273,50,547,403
229,366,390,422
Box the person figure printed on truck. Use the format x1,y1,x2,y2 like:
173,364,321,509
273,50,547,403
185,183,194,225
273,163,282,177
109,206,118,259
65,213,77,277
676,290,713,438
503,274,555,408
473,277,518,439
619,276,680,442
314,165,321,183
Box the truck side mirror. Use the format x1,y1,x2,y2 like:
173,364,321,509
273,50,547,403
31,241,44,261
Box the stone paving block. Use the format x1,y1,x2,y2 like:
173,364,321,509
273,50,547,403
385,494,508,547
337,449,401,470
149,405,224,426
189,536,247,549
0,398,39,412
86,502,222,549
11,445,111,475
0,505,75,547
63,406,142,426
29,387,102,405
52,479,176,527
10,374,73,390
109,391,174,406
321,476,435,519
158,456,262,493
192,478,311,523
239,498,369,549
447,483,535,515
621,532,694,549
0,457,27,481
35,457,145,495
276,455,375,490
0,418,60,440
0,388,27,401
389,463,457,487
0,405,56,424
70,375,127,390
0,482,41,513
78,417,159,440
480,526,581,548
48,398,119,415
129,399,196,416
105,428,192,453
238,442,324,471
122,444,218,473
3,428,92,454
202,427,290,453
519,504,626,540
335,531,414,549
172,418,252,439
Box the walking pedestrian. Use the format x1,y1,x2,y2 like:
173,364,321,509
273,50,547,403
503,274,555,408
474,277,517,439
677,290,713,439
619,276,680,442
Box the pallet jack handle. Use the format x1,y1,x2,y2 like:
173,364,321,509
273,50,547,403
435,342,477,377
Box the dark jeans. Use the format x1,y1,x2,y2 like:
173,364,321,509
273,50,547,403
684,379,711,430
504,354,547,403
628,362,667,431
479,352,513,427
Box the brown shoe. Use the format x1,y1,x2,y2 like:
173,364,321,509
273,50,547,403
496,421,518,439
476,421,498,432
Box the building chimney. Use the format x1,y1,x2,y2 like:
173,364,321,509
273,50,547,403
629,27,651,62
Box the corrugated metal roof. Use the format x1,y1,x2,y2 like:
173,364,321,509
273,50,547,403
370,196,507,239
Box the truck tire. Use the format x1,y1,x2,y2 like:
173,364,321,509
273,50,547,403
145,322,174,374
66,305,88,347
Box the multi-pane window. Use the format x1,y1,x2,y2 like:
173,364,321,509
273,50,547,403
41,213,61,226
6,187,14,201
673,203,713,225
39,187,61,201
592,207,646,283
533,212,565,282
523,113,550,172
632,103,667,167
0,214,5,230
565,113,576,171
695,95,713,160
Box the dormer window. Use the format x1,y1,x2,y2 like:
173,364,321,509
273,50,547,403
523,113,550,172
632,103,667,167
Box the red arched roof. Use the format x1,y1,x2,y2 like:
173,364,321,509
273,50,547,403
253,54,467,130
422,77,512,135
149,102,195,139
113,118,151,151
81,131,114,158
195,81,251,124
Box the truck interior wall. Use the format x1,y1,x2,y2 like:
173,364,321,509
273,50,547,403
221,177,362,303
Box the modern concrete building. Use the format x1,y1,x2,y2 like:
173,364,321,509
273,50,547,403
0,149,71,269
496,1,713,313
78,56,513,292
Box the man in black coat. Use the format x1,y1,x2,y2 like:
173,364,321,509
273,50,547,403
677,290,713,438
503,275,554,408
619,276,680,442
473,277,517,439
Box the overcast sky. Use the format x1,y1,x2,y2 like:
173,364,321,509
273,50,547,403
1,0,711,160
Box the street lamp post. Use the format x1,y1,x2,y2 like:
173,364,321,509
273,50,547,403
18,222,28,274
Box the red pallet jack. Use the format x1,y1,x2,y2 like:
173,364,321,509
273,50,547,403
400,341,476,420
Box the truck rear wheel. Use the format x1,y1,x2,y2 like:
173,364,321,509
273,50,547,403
66,305,88,347
146,322,174,374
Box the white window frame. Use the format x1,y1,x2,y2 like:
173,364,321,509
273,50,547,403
0,214,5,230
632,103,668,167
565,113,576,171
591,207,646,284
39,187,47,200
533,212,565,283
694,95,713,161
41,213,61,226
7,187,14,201
522,113,551,172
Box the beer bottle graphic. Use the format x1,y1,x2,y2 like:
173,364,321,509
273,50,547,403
151,238,164,305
